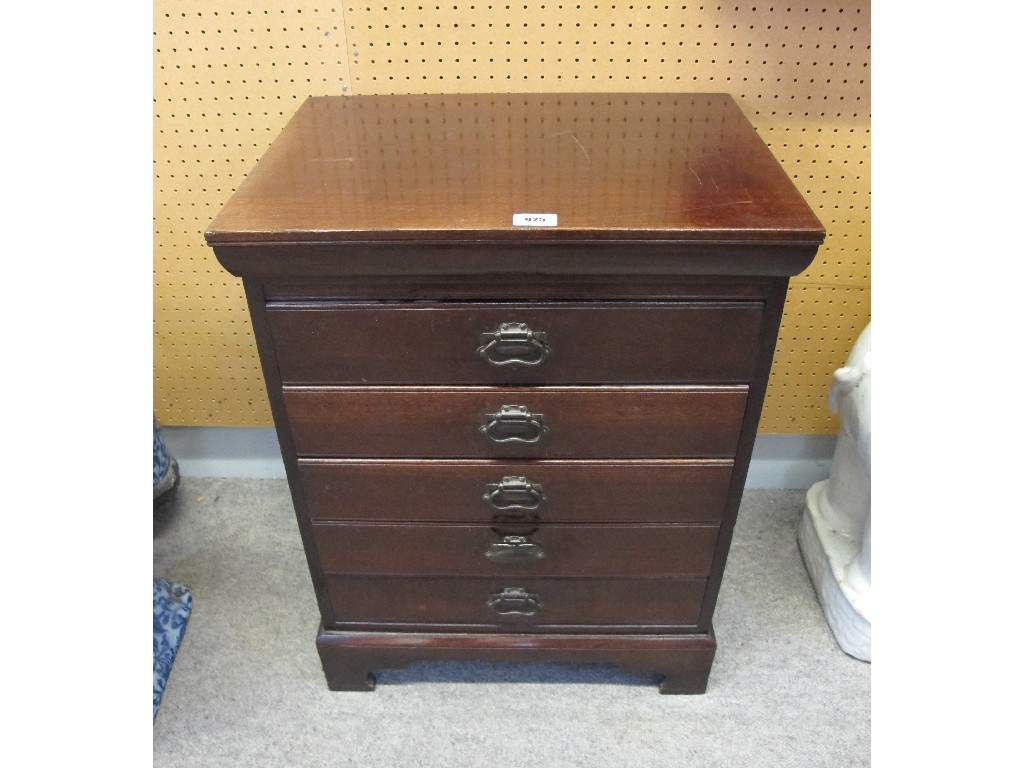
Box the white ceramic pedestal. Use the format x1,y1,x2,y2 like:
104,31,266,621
797,323,871,662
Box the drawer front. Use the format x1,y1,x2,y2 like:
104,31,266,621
311,522,720,578
284,386,747,458
323,575,707,629
267,302,764,385
298,459,734,523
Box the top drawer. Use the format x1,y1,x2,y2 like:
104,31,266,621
267,302,764,385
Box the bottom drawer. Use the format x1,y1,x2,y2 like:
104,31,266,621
323,575,707,630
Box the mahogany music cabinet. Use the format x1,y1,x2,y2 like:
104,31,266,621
205,93,824,694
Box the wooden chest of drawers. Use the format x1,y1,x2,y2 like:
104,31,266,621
206,93,824,693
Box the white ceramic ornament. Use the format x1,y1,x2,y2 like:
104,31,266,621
797,322,871,661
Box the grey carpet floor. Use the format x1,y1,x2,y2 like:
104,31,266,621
153,478,869,767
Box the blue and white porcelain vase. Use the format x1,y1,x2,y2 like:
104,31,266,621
153,415,179,507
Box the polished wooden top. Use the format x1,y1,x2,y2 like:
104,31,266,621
206,93,824,246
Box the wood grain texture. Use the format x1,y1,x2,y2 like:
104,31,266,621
205,94,824,693
206,94,825,246
283,386,747,458
311,521,719,578
697,279,790,630
268,302,764,385
297,459,734,523
214,240,820,278
316,626,717,694
261,274,775,301
322,575,708,629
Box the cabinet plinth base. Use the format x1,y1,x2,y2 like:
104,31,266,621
315,625,717,694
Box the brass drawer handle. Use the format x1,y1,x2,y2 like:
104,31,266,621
487,586,542,616
478,322,551,367
485,535,546,564
483,476,546,511
480,405,548,444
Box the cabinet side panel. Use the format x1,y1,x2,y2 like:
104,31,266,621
697,278,791,630
239,277,335,627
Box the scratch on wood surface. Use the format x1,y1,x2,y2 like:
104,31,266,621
551,131,591,165
683,200,756,215
569,132,591,165
687,161,703,187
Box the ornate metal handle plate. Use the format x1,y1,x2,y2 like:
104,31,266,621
483,476,546,511
480,405,548,444
478,322,551,367
485,535,546,563
487,586,542,616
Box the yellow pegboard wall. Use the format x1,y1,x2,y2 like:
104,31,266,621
154,1,869,432
154,1,350,425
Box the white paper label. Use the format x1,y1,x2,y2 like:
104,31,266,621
512,213,558,227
